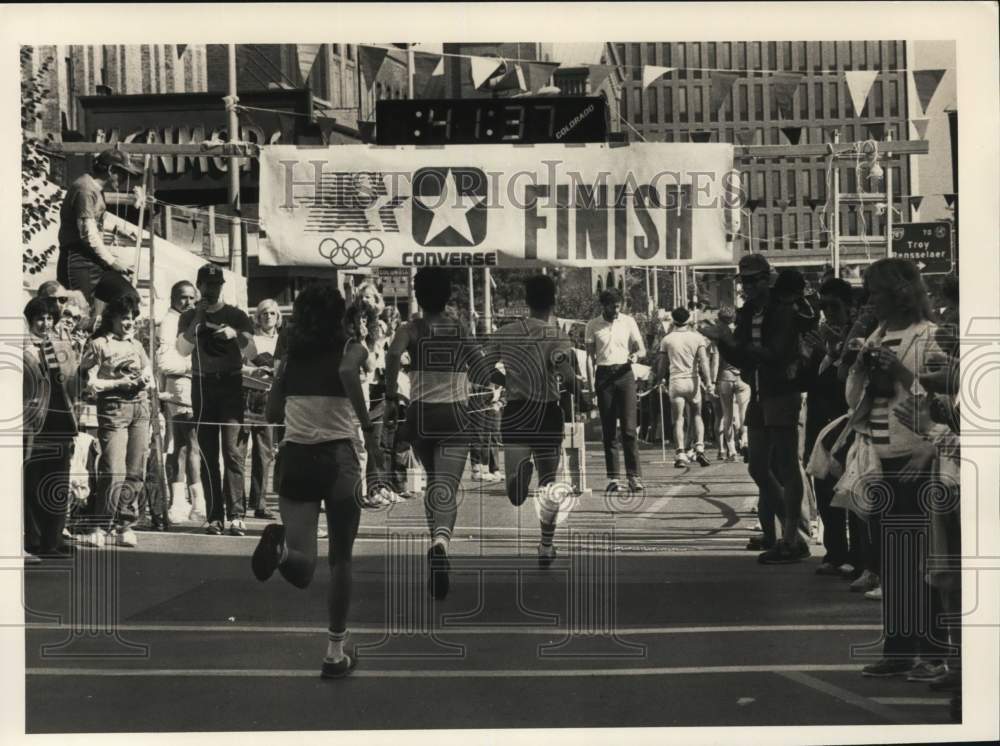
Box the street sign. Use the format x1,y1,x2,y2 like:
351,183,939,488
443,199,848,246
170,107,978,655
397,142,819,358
377,268,410,297
890,222,954,274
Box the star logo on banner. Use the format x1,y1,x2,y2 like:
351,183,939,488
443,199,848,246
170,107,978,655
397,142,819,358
413,168,488,246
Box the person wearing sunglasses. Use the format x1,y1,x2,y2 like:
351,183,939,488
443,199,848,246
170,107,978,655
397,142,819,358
702,253,809,564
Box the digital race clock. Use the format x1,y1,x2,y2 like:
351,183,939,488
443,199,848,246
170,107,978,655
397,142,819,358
375,96,609,145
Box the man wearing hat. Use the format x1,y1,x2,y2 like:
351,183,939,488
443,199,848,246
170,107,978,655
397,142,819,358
703,253,809,564
56,149,144,304
176,264,254,537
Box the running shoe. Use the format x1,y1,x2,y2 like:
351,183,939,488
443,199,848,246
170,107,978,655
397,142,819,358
741,445,749,463
115,527,138,548
837,563,856,578
606,480,624,493
538,543,557,569
745,535,773,551
470,467,484,481
207,521,225,536
427,543,450,600
694,450,711,467
76,530,106,549
228,519,247,537
757,539,810,565
627,476,645,491
862,658,915,678
252,523,286,581
726,453,737,463
864,585,883,600
717,450,725,462
849,570,880,593
673,454,689,468
320,653,357,680
487,471,504,483
254,509,276,520
906,660,946,682
815,561,842,576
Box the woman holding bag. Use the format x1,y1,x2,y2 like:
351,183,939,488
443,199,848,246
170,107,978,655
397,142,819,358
844,258,952,680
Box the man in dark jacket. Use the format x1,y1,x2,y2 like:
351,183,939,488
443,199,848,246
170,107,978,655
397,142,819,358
702,254,808,564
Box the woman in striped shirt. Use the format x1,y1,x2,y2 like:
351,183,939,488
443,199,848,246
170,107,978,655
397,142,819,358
845,258,951,681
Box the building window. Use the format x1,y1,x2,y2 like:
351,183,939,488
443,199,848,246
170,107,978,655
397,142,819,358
664,88,672,119
848,209,858,235
678,86,688,122
853,41,867,69
708,42,717,70
873,81,883,117
754,83,763,119
870,41,881,69
694,86,704,122
721,42,731,70
663,44,672,67
739,84,749,119
752,41,762,70
828,81,838,118
647,87,659,123
633,87,643,121
677,44,686,80
773,214,784,241
631,43,642,79
737,42,747,71
621,85,628,119
889,79,899,117
787,171,797,204
798,42,807,72
797,82,807,118
815,169,826,201
892,167,902,196
888,41,898,70
770,170,781,201
788,214,799,245
782,41,793,70
333,44,340,56
646,42,657,65
768,42,778,70
664,130,673,143
753,171,766,203
691,42,701,78
347,44,354,61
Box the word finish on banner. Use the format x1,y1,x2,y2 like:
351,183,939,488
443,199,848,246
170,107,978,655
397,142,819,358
258,143,741,269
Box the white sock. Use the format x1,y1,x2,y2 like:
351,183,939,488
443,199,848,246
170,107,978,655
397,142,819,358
325,629,347,663
432,532,450,552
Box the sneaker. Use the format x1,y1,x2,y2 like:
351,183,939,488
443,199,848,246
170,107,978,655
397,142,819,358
488,471,504,483
740,445,749,463
317,525,329,539
228,519,246,537
838,563,856,578
627,476,645,491
538,543,557,569
864,585,883,600
606,480,624,493
687,449,696,460
23,551,42,566
254,509,276,520
76,530,106,549
207,521,224,536
427,543,450,600
470,467,483,481
115,528,138,548
862,658,915,678
906,660,946,682
726,453,737,462
251,523,286,581
758,539,810,565
320,653,357,680
746,535,773,551
850,570,879,593
815,561,842,576
673,454,689,468
717,450,725,462
694,450,711,467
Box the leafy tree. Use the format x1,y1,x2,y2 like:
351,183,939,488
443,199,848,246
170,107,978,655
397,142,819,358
22,46,61,275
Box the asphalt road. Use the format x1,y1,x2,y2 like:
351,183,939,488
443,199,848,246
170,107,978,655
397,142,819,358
21,445,957,732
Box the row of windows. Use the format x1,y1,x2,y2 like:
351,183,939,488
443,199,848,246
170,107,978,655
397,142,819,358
622,76,902,124
637,122,905,146
739,165,904,205
748,208,896,249
615,41,903,80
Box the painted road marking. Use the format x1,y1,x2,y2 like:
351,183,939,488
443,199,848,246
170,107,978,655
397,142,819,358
23,623,881,635
870,697,950,706
26,663,864,678
778,671,905,724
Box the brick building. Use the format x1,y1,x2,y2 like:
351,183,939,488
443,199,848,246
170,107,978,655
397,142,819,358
612,40,913,270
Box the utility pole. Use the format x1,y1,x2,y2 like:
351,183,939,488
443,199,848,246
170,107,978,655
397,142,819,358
227,44,243,280
831,130,840,277
406,44,419,318
885,129,894,258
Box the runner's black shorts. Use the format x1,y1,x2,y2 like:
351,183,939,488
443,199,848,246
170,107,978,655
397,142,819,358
501,399,564,447
276,440,361,505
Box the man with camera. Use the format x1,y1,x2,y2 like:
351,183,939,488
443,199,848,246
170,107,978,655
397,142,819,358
702,254,809,564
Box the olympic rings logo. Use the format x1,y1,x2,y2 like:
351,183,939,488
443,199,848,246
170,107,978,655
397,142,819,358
317,237,385,267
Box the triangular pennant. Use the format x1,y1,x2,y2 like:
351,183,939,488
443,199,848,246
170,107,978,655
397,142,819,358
911,118,930,140
642,65,675,90
734,127,756,146
745,198,763,212
316,116,338,144
413,51,442,94
359,45,389,89
912,69,946,114
943,193,957,209
470,55,504,90
297,44,322,84
807,197,825,211
490,63,529,93
689,131,713,143
586,64,612,92
176,45,187,59
909,195,923,213
357,121,376,143
844,70,878,117
770,73,802,119
709,71,739,115
780,125,802,145
867,122,886,141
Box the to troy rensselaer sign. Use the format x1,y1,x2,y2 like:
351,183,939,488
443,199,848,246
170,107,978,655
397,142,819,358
890,222,954,275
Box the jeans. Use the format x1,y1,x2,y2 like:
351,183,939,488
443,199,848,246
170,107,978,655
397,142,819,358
192,373,245,524
239,425,274,512
595,364,641,480
24,434,73,552
747,396,807,545
94,397,151,531
470,406,500,472
815,474,851,566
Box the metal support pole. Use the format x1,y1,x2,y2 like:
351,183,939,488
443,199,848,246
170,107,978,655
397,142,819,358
468,265,476,334
832,130,841,277
483,267,493,333
227,45,243,278
885,129,894,258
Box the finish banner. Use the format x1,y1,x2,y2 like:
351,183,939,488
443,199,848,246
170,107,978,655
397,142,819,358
258,143,739,268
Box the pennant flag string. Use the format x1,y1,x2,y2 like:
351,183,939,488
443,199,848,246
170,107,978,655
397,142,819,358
176,45,187,59
296,44,322,84
844,70,879,116
359,45,389,89
470,55,505,89
912,69,946,114
642,65,675,89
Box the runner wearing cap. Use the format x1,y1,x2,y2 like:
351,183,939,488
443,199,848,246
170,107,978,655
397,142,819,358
703,254,810,564
56,149,144,304
177,264,254,537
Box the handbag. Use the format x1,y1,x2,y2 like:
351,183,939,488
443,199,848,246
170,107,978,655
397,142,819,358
831,433,883,517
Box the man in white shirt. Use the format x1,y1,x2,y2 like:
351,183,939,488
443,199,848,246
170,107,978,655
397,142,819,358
585,289,646,492
651,307,714,467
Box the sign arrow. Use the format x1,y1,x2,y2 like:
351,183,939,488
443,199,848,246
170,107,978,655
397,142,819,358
917,261,927,270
